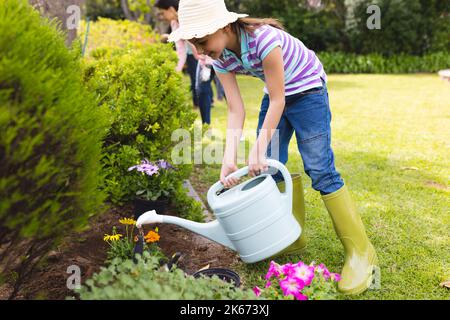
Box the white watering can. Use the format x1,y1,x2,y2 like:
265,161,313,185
136,159,301,263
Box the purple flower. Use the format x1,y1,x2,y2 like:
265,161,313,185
156,159,175,170
253,286,262,297
279,277,305,299
128,159,159,176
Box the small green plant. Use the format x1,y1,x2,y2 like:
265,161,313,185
253,260,340,300
128,159,177,201
103,217,163,263
76,252,257,300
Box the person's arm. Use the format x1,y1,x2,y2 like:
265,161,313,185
248,46,285,177
216,71,246,188
175,39,187,72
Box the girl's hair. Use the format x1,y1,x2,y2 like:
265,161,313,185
230,17,284,37
154,0,179,11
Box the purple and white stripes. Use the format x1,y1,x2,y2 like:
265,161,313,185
213,25,327,96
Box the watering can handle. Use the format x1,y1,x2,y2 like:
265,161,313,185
207,159,293,207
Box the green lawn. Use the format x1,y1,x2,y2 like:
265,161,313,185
188,74,450,300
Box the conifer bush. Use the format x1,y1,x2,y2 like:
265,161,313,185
0,0,108,296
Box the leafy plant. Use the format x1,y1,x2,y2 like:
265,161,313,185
76,252,257,300
128,159,177,201
104,217,163,263
253,260,340,300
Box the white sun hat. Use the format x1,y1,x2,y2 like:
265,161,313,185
168,0,248,42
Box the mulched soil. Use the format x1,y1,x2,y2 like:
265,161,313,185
0,203,239,300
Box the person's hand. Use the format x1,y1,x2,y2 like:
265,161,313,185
247,147,269,177
220,162,239,188
160,34,169,43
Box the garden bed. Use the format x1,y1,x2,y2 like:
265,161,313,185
0,203,239,300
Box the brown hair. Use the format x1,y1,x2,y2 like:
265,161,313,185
189,17,284,47
230,17,284,38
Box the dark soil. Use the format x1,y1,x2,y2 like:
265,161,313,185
0,204,239,300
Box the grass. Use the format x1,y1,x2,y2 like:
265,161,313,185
187,74,450,300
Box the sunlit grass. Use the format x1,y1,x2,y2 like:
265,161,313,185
189,74,450,300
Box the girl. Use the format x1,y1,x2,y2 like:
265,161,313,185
169,0,378,295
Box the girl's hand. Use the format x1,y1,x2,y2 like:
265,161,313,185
160,34,169,43
248,147,269,177
220,162,239,188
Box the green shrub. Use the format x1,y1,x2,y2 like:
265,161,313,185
0,0,108,296
318,51,450,73
83,44,203,221
76,252,257,300
79,17,159,58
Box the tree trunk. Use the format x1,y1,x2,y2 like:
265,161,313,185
28,0,84,46
120,0,137,21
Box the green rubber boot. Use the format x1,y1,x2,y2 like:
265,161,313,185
269,174,307,259
322,185,378,295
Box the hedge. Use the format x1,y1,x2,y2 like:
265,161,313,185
78,17,159,58
0,0,108,297
318,52,450,74
83,44,204,222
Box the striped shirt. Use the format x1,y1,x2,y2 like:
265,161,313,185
212,25,327,96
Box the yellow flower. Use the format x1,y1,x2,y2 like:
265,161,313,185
103,233,123,242
119,217,136,225
110,234,123,241
144,230,160,243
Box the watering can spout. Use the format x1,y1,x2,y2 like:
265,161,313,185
136,210,236,251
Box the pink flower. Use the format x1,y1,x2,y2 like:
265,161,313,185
253,286,262,297
281,263,296,277
293,262,315,286
265,261,282,280
295,292,308,300
279,277,305,298
331,273,341,282
315,263,332,280
265,281,272,288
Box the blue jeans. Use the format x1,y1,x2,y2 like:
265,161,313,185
256,82,344,195
186,54,199,107
196,65,213,124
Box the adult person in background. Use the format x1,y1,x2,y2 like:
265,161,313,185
155,0,199,108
